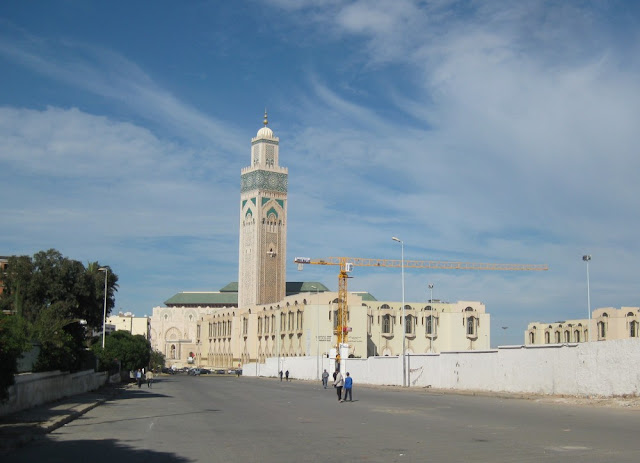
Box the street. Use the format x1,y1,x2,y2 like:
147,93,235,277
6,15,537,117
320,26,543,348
6,374,640,462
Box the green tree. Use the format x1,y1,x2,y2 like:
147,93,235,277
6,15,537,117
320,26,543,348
0,314,30,402
0,249,119,373
92,331,150,373
149,349,166,371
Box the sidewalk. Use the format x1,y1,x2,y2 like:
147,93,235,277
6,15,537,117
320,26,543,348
0,383,126,453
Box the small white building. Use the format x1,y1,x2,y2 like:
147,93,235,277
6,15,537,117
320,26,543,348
105,312,150,339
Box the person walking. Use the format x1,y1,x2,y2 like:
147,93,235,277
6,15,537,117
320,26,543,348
136,369,142,388
285,370,290,381
344,372,353,402
147,369,154,388
279,370,283,381
333,369,344,402
322,369,329,389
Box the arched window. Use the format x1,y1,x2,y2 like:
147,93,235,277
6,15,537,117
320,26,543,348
630,321,639,338
426,315,437,336
405,315,413,334
564,330,570,342
554,331,561,343
545,332,550,344
598,321,606,338
382,314,392,334
466,316,476,336
574,330,580,342
529,332,535,344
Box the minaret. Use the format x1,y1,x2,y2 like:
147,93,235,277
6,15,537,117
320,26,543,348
238,111,288,308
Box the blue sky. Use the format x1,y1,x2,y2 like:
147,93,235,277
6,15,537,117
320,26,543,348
1,1,639,347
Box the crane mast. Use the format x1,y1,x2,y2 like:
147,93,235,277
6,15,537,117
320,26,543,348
294,256,548,366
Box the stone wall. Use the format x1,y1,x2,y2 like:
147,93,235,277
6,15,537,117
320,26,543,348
0,370,108,416
242,338,640,397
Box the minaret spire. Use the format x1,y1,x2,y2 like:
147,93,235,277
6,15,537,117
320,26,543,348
263,109,268,126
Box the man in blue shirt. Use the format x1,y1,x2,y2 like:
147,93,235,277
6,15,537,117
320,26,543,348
344,372,353,402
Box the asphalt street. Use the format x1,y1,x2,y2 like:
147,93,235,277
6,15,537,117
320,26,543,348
5,374,640,462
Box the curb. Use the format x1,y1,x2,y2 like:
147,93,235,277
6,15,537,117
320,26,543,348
41,398,107,433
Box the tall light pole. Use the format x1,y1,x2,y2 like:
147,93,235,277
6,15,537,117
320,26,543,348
428,283,434,303
98,267,108,349
311,285,319,380
392,237,406,387
582,255,592,342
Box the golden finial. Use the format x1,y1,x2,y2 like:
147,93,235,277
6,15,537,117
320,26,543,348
263,108,268,126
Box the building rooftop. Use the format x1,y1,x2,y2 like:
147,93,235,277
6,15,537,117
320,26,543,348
164,281,332,307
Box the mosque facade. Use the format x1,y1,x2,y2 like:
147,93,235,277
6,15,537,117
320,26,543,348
150,116,491,369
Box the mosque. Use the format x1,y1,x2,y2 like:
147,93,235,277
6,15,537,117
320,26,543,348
149,114,490,370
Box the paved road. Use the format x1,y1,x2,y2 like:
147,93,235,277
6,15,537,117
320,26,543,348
5,375,640,462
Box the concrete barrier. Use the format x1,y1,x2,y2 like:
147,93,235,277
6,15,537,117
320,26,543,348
0,370,108,416
242,338,640,397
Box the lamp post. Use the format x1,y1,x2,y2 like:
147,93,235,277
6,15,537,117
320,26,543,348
428,283,434,303
98,267,108,349
311,285,319,380
392,236,406,387
582,255,592,342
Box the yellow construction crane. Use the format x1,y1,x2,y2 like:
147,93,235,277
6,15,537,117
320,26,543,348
294,256,548,361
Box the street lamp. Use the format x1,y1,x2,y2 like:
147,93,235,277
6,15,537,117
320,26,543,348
311,285,319,380
392,236,406,387
98,267,108,349
582,255,592,342
428,283,434,303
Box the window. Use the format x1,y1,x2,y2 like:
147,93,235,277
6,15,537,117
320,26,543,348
258,317,263,334
426,315,437,336
574,330,580,342
545,332,550,344
529,332,535,344
170,344,176,359
564,330,570,342
405,315,413,334
554,331,561,343
598,321,606,338
466,316,476,336
631,321,639,338
242,318,248,336
382,314,391,334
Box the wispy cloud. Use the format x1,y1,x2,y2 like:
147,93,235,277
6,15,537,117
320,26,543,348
0,25,245,154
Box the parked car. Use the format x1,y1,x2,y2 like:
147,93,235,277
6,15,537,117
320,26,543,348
188,368,201,376
215,369,226,374
199,368,211,374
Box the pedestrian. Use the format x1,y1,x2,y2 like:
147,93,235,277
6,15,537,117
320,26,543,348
147,369,154,388
136,369,142,388
333,369,344,402
333,370,337,381
279,370,283,381
285,370,290,381
322,369,329,389
344,372,353,402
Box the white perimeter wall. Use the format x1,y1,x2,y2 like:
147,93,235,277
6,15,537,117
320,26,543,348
242,338,640,397
0,369,108,416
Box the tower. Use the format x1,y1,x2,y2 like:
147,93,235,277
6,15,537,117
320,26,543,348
238,112,288,308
